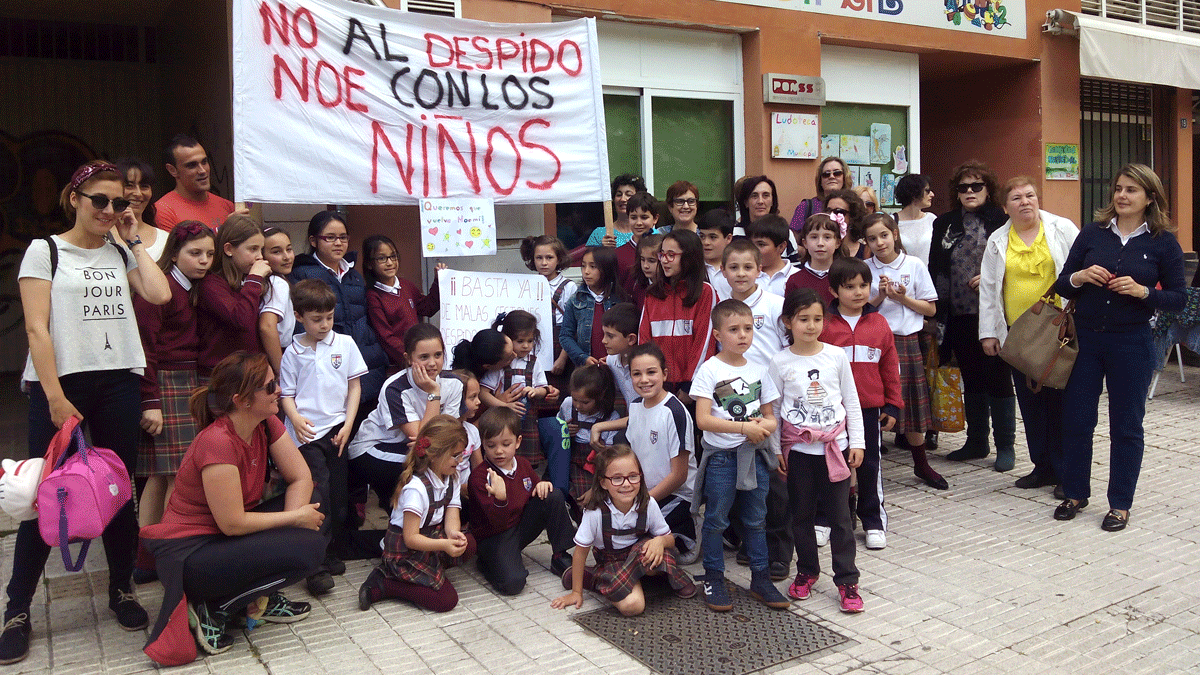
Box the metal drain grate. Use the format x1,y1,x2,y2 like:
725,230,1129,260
573,581,850,675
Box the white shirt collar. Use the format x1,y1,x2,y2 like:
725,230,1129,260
170,266,192,291
318,256,351,280
874,252,906,271
290,330,336,352
375,279,400,295
587,286,604,302
1108,218,1149,246
803,262,829,278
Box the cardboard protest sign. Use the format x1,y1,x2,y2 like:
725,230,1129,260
420,198,496,256
232,0,609,204
438,268,552,368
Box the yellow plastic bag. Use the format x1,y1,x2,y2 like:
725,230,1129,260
926,347,965,433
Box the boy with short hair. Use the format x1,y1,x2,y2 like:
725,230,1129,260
615,192,660,282
469,407,576,595
280,278,367,594
746,214,797,296
697,210,735,300
600,302,640,411
691,299,788,611
819,257,902,550
721,239,791,579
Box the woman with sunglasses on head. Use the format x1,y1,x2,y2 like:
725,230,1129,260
1051,165,1184,532
790,157,854,233
929,160,1016,468
894,175,936,267
141,352,324,663
290,211,388,405
0,161,171,665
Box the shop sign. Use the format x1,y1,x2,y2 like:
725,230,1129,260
1045,143,1079,181
231,0,610,204
764,74,826,105
719,0,1026,40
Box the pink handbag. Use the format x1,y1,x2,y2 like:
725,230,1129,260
36,417,132,572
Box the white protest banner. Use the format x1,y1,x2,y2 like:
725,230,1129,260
438,268,552,369
420,198,496,257
232,0,609,204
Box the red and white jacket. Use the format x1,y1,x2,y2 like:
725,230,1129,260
820,302,903,417
638,280,717,386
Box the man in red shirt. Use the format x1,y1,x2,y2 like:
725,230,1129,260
154,134,246,230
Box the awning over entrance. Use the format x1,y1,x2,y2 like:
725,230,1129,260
1046,9,1200,89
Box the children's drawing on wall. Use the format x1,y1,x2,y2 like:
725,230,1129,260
880,173,897,207
859,167,881,193
892,146,908,174
945,0,1010,30
839,135,870,164
869,124,891,165
821,135,840,159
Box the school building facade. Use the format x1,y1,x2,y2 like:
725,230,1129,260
0,0,1195,369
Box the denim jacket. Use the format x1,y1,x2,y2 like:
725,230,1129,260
560,287,620,366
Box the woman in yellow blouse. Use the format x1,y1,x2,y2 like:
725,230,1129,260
978,177,1078,484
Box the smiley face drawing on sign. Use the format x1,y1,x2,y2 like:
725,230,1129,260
470,226,482,237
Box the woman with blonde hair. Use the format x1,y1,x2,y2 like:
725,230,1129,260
1052,164,1185,531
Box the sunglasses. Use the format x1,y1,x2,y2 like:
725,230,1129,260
256,379,279,395
956,182,986,194
821,169,845,179
828,208,850,217
77,191,131,212
865,202,877,209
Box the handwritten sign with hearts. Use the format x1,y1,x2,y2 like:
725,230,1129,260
419,198,497,257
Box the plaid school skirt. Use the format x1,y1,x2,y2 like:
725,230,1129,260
894,333,933,434
517,400,542,463
592,537,693,602
381,523,471,589
569,441,595,500
136,366,200,477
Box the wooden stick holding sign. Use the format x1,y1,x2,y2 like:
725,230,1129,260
604,200,614,237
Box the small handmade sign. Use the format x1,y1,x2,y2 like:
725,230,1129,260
419,198,496,257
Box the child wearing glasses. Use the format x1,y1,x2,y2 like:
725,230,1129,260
551,444,695,616
637,229,716,395
363,234,444,370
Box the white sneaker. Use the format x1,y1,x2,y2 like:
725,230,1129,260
814,526,831,547
865,530,887,550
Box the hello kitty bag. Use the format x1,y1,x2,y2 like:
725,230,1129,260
36,417,133,572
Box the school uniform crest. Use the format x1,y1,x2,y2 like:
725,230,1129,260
649,430,659,444
408,298,415,308
331,353,343,369
754,314,765,329
867,346,878,360
523,477,533,492
900,274,910,286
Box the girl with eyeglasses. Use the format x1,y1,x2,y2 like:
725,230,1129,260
363,234,444,371
197,214,270,376
790,156,855,233
0,161,171,665
638,230,717,397
551,443,696,616
290,211,388,406
929,160,1016,469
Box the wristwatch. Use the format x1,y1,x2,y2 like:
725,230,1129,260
427,393,441,401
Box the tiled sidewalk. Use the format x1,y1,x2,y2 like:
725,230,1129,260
1,369,1198,674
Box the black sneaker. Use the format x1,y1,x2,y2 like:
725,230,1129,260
769,561,790,582
323,553,346,576
734,550,750,566
359,568,386,611
257,593,311,623
188,602,233,655
550,551,573,577
306,571,335,595
109,589,149,631
701,574,733,612
0,613,30,665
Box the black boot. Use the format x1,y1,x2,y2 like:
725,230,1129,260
989,395,1017,472
946,388,990,461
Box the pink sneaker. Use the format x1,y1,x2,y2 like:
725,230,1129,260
838,584,864,613
788,573,817,600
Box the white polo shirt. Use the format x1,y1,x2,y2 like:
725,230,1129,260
394,468,461,529
627,393,696,506
347,368,465,462
558,397,620,444
758,264,797,297
604,354,636,407
736,287,788,372
574,497,670,550
260,275,295,343
480,354,548,393
865,253,937,336
279,331,367,442
456,421,480,487
707,263,734,301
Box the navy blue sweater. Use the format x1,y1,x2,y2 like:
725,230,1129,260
1054,222,1186,333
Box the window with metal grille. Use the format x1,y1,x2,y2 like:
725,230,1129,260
1079,79,1154,225
347,0,460,17
1081,0,1200,32
0,18,156,63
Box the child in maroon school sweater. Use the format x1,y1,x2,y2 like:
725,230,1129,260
468,407,575,595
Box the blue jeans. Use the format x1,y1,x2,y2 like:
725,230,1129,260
701,450,769,576
1060,326,1155,510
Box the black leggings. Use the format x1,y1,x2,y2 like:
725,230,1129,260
5,372,140,619
183,526,325,610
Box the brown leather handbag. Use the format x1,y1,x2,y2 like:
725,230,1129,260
999,289,1078,392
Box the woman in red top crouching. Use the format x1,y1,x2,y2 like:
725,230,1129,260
141,352,325,664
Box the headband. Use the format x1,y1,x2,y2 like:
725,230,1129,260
69,162,118,191
176,221,212,240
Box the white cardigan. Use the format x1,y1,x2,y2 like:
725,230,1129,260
978,210,1079,346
